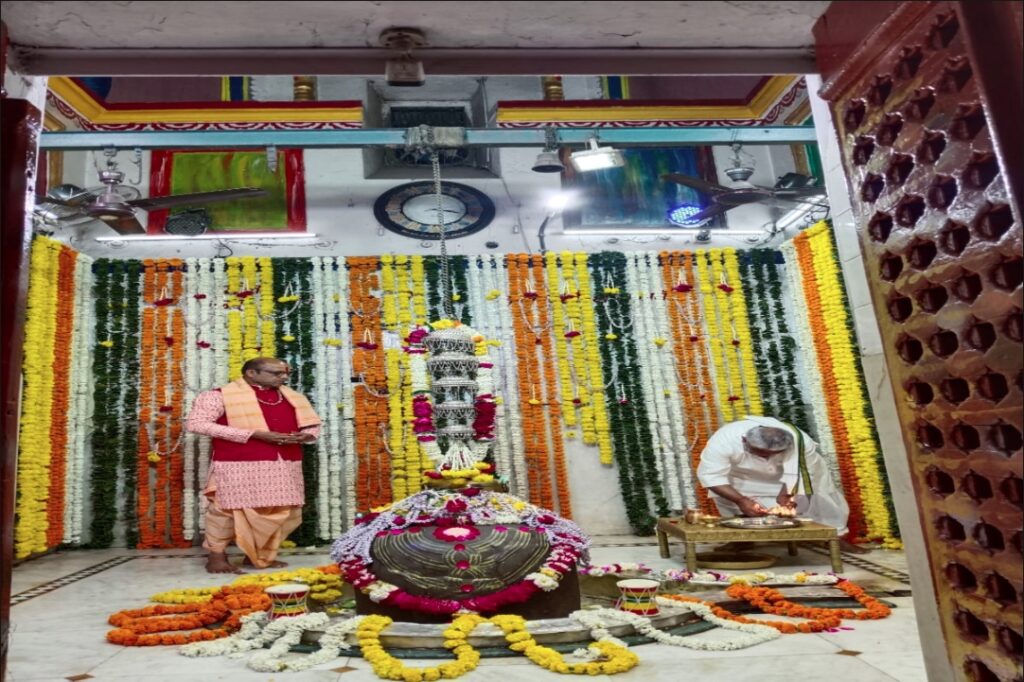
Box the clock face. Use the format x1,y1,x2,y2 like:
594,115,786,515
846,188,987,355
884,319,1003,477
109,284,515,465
373,181,495,239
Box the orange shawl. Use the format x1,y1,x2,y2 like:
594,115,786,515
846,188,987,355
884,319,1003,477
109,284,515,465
220,378,321,431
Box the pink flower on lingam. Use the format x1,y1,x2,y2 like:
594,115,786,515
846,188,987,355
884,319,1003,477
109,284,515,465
445,498,468,514
406,328,429,345
433,525,481,543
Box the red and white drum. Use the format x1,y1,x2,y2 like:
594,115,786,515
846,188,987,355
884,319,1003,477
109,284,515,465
264,583,310,620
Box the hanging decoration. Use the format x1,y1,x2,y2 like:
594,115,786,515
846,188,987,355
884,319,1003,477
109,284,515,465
23,230,898,547
589,252,666,535
660,250,719,515
791,222,898,546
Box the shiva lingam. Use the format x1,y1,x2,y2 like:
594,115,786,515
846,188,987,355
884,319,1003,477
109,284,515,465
331,323,584,623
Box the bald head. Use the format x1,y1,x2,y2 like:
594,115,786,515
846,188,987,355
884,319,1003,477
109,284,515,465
242,357,291,389
743,426,793,456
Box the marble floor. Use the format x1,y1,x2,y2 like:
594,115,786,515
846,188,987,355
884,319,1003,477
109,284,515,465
7,537,927,682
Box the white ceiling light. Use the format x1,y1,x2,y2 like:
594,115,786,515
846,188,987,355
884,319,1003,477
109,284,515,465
569,136,624,172
94,232,322,243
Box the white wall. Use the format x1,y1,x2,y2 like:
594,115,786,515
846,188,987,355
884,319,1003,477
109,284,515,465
806,73,950,682
62,142,801,261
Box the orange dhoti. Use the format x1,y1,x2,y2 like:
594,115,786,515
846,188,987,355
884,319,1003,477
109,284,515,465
202,464,304,568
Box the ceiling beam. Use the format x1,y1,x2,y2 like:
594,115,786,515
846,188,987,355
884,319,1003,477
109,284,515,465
38,126,819,150
14,47,818,77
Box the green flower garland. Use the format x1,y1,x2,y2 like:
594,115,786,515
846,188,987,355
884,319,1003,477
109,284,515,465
87,260,142,548
589,252,667,534
760,250,812,435
272,257,320,546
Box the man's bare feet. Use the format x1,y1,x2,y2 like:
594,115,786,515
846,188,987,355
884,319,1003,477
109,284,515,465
205,552,244,574
839,539,874,555
241,557,289,569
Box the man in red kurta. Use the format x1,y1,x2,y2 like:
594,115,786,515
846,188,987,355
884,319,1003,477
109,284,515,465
186,357,321,573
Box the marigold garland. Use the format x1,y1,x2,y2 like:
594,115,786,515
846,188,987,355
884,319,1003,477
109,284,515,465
490,614,639,675
792,235,868,542
16,237,62,558
662,579,890,634
722,248,763,416
357,614,483,681
107,585,271,646
661,250,718,515
799,223,898,546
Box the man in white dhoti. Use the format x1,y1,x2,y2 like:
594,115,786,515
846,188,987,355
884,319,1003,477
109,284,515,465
696,416,852,538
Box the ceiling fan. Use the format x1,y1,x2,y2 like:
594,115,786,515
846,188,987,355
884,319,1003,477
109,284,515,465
34,150,268,235
662,143,827,226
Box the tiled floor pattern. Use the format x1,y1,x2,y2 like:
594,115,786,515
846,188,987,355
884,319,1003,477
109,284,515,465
7,539,928,682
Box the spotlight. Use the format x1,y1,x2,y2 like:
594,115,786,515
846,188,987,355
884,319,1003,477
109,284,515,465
531,150,564,173
569,136,624,173
666,203,708,227
532,126,565,173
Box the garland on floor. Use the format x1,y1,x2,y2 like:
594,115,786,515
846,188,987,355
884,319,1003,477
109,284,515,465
20,243,899,547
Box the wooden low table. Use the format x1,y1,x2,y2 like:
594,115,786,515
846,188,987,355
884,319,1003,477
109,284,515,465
656,517,843,573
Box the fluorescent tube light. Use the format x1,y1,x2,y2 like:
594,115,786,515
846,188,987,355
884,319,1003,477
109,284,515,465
95,232,321,243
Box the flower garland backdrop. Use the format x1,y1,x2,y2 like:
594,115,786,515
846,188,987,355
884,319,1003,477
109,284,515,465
15,238,898,547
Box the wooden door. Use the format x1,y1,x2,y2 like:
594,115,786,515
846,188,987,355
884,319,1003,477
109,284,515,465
814,2,1023,681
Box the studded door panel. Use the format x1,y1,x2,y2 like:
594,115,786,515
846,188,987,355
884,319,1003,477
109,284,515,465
826,4,1022,681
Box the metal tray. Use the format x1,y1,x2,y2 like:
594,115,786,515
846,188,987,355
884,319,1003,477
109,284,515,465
718,516,802,530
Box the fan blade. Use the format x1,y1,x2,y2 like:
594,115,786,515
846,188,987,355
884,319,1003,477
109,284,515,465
662,173,728,195
100,213,146,235
686,204,732,222
772,187,827,200
127,187,268,211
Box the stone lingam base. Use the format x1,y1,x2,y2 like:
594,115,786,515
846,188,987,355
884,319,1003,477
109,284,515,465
301,600,700,649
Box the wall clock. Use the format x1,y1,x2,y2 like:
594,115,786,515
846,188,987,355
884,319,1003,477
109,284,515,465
373,181,496,239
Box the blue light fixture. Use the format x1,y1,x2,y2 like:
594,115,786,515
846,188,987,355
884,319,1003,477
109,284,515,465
667,203,706,227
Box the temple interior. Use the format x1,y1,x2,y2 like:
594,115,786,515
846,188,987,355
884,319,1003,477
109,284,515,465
1,3,1020,682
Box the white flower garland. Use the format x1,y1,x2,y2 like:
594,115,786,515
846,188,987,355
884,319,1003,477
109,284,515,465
336,256,357,530
489,255,526,495
571,600,780,651
63,254,93,544
325,257,347,537
310,257,331,540
181,611,363,673
182,257,200,540
779,242,841,485
642,251,692,511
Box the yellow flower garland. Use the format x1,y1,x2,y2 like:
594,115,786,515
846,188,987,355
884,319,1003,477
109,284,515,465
696,250,734,423
16,237,63,558
258,256,276,358
357,614,484,682
709,249,744,420
490,614,639,675
149,566,346,604
805,223,898,547
574,253,613,464
722,248,763,416
564,254,593,440
545,252,577,427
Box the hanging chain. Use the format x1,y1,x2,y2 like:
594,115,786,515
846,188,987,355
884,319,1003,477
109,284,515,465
430,144,455,321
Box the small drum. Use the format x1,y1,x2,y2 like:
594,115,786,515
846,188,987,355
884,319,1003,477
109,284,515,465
615,578,660,616
264,583,310,620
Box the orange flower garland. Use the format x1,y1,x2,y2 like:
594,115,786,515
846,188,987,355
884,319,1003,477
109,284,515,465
107,585,271,646
137,260,190,548
348,257,391,509
533,255,573,519
661,580,890,634
661,251,718,514
793,236,867,541
44,246,78,546
506,255,555,510
137,262,157,547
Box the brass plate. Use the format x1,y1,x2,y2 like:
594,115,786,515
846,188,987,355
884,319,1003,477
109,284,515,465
719,516,802,530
